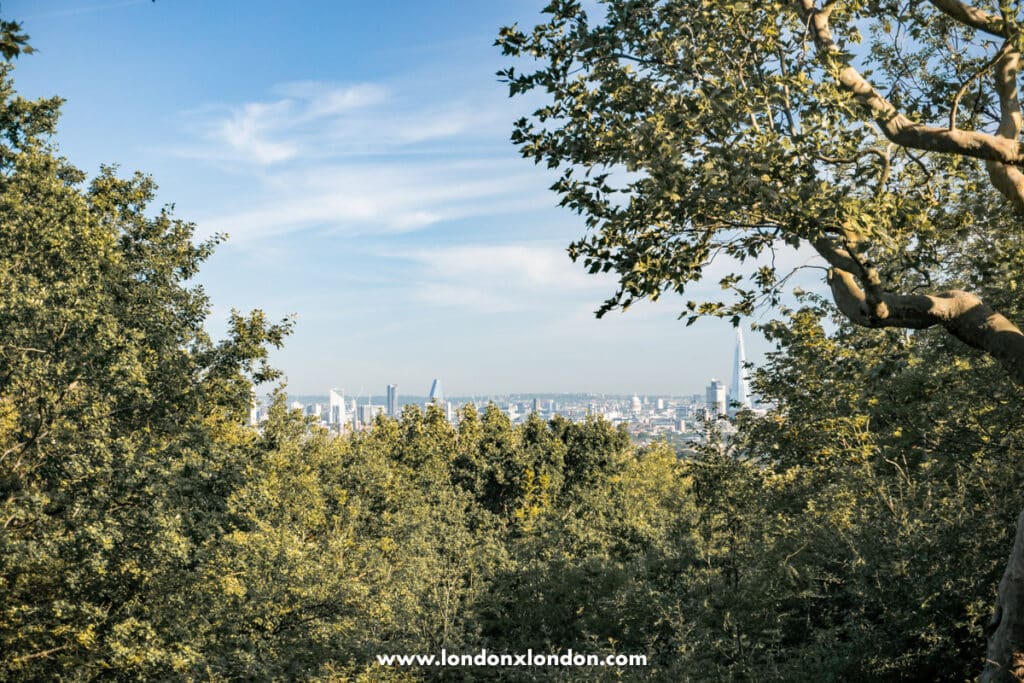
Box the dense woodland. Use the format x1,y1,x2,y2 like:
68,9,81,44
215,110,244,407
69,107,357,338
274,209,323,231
5,2,1024,681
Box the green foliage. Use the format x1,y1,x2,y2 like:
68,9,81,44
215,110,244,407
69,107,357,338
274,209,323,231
4,146,1018,681
0,19,33,60
492,6,1024,676
68,353,1018,681
496,0,1017,322
681,304,1024,682
0,61,290,677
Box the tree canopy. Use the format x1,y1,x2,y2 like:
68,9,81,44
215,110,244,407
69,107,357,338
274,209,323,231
0,52,292,675
498,0,1024,377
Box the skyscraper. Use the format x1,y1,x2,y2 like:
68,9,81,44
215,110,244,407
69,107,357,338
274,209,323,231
428,378,443,403
706,379,726,416
328,388,346,426
386,384,398,417
729,328,752,411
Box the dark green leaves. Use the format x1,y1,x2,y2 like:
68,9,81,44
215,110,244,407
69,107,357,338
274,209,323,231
0,20,33,61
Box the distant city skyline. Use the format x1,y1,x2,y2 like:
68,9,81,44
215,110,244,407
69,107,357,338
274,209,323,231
267,322,758,400
280,327,756,407
264,387,744,447
7,0,822,395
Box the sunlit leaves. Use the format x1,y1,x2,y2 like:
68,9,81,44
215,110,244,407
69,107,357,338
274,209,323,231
0,60,291,677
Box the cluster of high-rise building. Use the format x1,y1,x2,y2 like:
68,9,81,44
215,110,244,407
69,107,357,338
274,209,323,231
703,328,753,418
249,378,453,432
249,329,763,445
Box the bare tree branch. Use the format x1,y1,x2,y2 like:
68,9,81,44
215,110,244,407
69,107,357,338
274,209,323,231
950,45,1009,130
10,645,70,664
796,1,1024,184
812,246,1024,385
928,0,1009,37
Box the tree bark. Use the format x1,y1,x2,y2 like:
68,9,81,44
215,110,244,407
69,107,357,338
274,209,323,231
812,239,1024,384
983,510,1024,682
928,0,1008,38
795,0,1024,209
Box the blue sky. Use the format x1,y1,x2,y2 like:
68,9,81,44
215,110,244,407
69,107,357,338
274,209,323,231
6,0,815,396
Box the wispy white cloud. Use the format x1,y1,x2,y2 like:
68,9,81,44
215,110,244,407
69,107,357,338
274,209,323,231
396,244,614,313
194,82,390,165
271,81,388,118
216,100,298,164
183,80,507,167
393,242,829,317
198,159,550,241
406,244,602,290
178,79,549,242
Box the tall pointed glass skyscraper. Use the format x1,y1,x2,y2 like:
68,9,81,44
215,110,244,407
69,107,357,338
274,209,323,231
729,328,752,410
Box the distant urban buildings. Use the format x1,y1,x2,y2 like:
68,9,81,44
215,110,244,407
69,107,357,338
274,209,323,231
428,378,443,403
247,328,764,447
706,329,761,420
359,403,384,425
705,379,726,416
252,388,746,448
386,384,398,417
328,389,346,427
425,378,454,420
